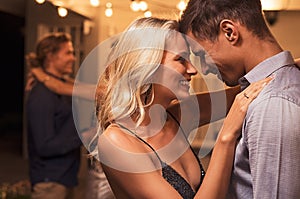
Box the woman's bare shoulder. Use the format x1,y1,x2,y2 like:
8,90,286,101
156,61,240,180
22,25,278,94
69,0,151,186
102,124,143,152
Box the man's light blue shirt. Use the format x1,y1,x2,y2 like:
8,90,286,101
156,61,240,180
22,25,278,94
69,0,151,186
228,51,300,199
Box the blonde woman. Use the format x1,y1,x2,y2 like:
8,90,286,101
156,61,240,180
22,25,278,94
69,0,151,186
93,17,273,199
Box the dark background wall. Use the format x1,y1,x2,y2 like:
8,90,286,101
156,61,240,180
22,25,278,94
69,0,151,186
0,11,24,135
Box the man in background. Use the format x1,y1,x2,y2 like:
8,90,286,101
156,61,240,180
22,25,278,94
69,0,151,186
26,32,82,199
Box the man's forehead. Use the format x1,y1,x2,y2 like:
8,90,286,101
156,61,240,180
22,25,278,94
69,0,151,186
183,32,202,51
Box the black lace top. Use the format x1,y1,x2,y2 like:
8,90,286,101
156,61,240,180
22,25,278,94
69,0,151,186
117,112,205,199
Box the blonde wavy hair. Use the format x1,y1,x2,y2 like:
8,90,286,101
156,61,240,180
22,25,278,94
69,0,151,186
90,17,179,158
95,17,179,132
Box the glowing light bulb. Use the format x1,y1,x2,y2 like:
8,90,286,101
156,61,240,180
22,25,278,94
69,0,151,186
130,1,140,12
176,0,186,11
105,8,113,17
105,2,113,17
144,10,152,17
35,0,45,4
58,7,68,17
261,0,286,10
139,1,148,11
106,2,112,8
90,0,100,7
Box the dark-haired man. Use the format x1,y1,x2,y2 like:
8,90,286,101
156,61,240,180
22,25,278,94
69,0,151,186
180,0,300,198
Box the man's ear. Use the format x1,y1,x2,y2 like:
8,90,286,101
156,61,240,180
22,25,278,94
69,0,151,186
220,19,239,45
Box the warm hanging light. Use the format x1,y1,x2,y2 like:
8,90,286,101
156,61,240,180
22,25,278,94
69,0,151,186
130,0,148,12
130,0,140,12
176,0,186,11
105,8,113,17
261,0,287,11
105,2,113,17
90,0,100,7
144,10,152,17
35,0,46,4
261,0,289,26
139,1,148,11
57,7,68,17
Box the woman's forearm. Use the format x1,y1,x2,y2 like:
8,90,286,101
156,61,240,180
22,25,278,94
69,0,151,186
32,67,96,100
167,86,240,130
193,85,240,126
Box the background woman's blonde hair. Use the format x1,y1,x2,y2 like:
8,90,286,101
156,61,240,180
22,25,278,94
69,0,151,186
91,17,178,157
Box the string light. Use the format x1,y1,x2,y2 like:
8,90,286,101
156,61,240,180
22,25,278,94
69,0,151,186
90,0,100,7
176,0,186,11
261,0,287,10
130,0,148,12
130,0,140,12
36,1,189,20
139,1,148,11
57,6,68,17
105,2,113,17
35,0,45,4
144,10,152,17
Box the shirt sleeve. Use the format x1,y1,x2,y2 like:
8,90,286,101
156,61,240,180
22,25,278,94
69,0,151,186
27,85,82,158
245,96,300,199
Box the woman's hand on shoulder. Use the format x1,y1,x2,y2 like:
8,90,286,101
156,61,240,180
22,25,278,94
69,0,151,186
219,76,274,143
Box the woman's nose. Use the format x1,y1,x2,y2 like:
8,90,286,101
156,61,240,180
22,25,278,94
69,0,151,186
187,62,198,76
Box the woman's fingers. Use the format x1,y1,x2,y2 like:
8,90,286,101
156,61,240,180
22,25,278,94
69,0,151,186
25,73,37,92
240,75,274,103
221,76,274,139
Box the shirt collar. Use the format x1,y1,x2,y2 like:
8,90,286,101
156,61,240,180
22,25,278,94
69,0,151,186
238,51,294,90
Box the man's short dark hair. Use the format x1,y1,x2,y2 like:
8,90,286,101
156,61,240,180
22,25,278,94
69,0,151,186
179,0,272,41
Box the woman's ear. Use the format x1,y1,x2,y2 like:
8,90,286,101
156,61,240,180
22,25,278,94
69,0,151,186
220,19,239,45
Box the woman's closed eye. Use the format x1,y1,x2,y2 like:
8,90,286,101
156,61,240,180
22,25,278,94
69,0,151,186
176,56,188,66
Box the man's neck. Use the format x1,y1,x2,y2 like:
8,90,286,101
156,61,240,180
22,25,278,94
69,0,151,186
243,37,283,73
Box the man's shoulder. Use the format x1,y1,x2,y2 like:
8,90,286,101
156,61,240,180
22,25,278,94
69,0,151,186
29,82,58,97
249,66,300,110
269,65,300,100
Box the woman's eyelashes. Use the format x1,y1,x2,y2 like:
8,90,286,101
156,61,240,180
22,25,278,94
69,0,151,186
176,56,188,65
